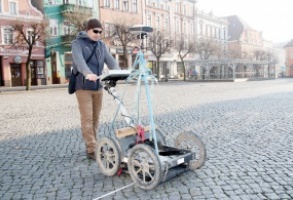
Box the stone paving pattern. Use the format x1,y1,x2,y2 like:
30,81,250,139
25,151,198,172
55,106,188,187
0,79,293,200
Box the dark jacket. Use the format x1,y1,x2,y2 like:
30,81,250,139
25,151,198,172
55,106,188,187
71,31,119,90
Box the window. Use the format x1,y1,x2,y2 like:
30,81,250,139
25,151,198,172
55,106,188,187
183,5,186,15
3,27,13,44
146,0,151,6
183,21,186,33
63,0,69,4
123,0,128,11
27,29,34,44
104,0,110,7
175,3,179,13
206,26,209,37
176,18,180,33
132,0,137,13
199,23,203,35
9,1,17,15
155,16,160,29
0,0,2,13
37,61,45,78
189,6,193,17
104,23,115,38
146,13,151,26
48,0,56,5
50,19,58,36
63,21,72,35
164,18,168,31
114,0,120,9
190,22,193,35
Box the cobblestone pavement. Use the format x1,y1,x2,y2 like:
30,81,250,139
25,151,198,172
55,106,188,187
1,79,293,200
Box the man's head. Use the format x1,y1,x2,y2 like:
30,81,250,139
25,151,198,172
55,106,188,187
85,18,103,41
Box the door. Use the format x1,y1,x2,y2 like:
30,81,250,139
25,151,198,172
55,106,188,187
11,64,22,86
30,61,38,86
0,57,3,86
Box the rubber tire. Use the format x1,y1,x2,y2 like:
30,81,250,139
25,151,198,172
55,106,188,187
128,144,161,190
96,137,121,176
175,131,206,170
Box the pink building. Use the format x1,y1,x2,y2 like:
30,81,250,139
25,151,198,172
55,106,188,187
0,0,45,87
284,39,293,77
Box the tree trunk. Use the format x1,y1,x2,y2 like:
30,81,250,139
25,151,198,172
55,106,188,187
180,58,186,81
156,58,160,79
123,46,128,69
183,62,186,81
26,47,33,91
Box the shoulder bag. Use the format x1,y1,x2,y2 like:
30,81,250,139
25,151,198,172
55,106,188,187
68,43,97,94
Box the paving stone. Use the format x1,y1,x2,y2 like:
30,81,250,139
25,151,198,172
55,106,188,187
1,80,293,199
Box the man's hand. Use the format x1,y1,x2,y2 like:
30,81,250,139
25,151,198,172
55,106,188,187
86,74,100,82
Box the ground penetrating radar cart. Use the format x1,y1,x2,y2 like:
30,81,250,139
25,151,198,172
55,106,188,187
97,25,206,190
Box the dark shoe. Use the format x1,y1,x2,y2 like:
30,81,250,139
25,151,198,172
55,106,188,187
86,152,96,160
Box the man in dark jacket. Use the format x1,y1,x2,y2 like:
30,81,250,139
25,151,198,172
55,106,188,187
71,18,120,160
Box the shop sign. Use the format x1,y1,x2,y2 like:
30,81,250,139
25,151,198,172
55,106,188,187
113,40,122,46
116,49,132,54
0,46,24,53
14,55,22,64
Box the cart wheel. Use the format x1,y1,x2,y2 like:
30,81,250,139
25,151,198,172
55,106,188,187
96,137,121,176
128,144,161,190
175,131,206,170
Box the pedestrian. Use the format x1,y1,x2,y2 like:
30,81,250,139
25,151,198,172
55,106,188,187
71,18,120,160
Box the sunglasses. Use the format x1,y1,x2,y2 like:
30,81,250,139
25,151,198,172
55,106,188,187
93,29,102,34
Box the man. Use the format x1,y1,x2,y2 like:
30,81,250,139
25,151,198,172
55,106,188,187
71,18,120,160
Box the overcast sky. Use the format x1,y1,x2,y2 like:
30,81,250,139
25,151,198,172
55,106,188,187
197,0,293,43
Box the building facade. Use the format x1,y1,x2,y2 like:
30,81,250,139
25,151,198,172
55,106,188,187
99,0,198,78
1,0,280,87
44,0,98,84
0,0,44,87
194,10,229,79
284,39,293,77
99,0,142,69
226,15,275,78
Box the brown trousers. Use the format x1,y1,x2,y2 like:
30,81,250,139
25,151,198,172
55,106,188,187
76,89,103,153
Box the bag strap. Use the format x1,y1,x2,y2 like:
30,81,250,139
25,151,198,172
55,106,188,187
86,42,98,63
74,42,98,77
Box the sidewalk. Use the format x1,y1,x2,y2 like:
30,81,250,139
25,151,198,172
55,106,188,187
0,84,68,93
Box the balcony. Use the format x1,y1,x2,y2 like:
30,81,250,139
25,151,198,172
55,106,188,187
61,34,76,45
60,3,92,15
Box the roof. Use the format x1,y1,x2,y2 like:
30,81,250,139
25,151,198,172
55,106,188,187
31,0,44,13
226,15,259,41
226,15,244,41
284,39,293,48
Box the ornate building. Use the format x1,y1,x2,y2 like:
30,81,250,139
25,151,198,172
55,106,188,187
226,15,275,78
0,0,44,87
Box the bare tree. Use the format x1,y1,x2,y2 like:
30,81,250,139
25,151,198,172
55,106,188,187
61,5,92,44
12,19,48,91
108,22,136,69
252,49,267,77
148,30,173,78
196,38,217,60
176,36,196,81
253,49,266,61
